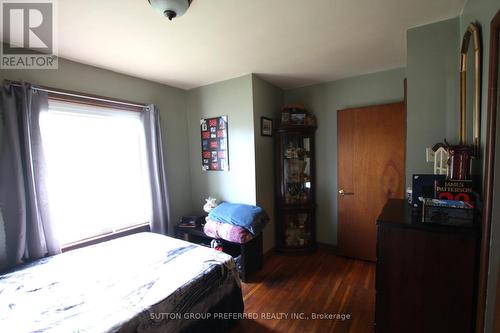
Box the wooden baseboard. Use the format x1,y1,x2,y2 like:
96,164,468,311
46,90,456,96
317,242,339,254
264,243,338,259
263,247,275,260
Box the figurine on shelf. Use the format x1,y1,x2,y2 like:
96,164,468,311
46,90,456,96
286,184,300,203
280,104,319,127
300,191,309,202
280,104,306,125
286,159,307,183
285,143,296,159
281,109,291,124
305,114,317,127
285,228,300,247
203,197,218,213
297,148,306,160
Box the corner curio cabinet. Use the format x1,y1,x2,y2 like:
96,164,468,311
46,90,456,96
275,109,317,253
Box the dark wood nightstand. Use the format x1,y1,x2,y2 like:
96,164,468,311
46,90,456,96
174,223,263,282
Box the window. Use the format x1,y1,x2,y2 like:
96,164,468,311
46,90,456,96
39,99,152,246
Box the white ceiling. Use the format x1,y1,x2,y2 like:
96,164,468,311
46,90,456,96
55,0,465,89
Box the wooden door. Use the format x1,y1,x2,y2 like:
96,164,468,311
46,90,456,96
338,102,405,261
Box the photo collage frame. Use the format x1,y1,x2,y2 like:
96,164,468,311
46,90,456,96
200,116,229,171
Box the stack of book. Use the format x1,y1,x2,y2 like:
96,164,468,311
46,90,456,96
421,198,474,225
436,180,474,206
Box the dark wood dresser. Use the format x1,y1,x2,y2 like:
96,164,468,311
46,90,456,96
375,199,479,333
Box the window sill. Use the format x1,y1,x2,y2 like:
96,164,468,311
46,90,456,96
61,223,151,252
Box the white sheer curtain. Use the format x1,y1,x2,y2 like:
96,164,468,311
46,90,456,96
39,100,171,244
39,100,153,245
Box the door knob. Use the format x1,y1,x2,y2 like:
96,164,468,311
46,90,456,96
338,189,355,196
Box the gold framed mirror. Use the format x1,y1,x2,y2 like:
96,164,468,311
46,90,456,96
459,22,482,157
477,9,500,333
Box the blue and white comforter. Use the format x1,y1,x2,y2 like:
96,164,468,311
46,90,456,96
0,232,243,333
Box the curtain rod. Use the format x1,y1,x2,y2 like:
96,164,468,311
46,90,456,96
6,80,147,109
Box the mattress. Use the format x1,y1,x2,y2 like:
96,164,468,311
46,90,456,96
0,232,243,333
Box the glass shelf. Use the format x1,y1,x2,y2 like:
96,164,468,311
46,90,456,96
283,213,312,248
282,135,312,204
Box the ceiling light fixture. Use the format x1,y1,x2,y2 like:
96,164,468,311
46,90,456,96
148,0,192,21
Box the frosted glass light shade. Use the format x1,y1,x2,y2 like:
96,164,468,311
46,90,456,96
149,0,191,20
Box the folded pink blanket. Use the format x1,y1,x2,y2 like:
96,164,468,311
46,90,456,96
204,218,254,244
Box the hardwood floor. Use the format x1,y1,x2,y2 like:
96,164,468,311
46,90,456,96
231,248,376,333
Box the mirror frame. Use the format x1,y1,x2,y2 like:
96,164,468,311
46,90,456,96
460,22,482,156
477,9,500,333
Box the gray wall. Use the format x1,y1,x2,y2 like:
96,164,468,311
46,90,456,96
251,75,284,253
186,75,257,212
284,68,406,246
0,56,192,235
406,18,460,187
460,0,500,331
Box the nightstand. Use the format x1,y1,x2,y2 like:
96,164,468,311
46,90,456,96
175,223,263,282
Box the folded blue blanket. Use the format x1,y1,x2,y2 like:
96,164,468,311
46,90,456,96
208,202,268,235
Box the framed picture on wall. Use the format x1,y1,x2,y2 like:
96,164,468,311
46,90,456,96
200,116,229,171
261,117,273,137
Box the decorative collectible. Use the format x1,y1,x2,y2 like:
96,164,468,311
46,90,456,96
203,197,218,213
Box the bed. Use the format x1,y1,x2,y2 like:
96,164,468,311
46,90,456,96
0,232,244,332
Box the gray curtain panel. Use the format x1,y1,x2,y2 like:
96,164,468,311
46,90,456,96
0,82,61,271
143,105,171,235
